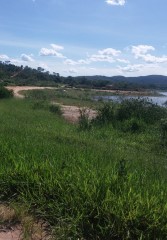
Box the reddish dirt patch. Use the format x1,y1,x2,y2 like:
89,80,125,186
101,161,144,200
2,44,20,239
61,105,96,123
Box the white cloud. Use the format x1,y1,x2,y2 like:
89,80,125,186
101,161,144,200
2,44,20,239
132,45,167,64
50,44,64,51
98,48,121,56
90,54,115,63
40,48,65,58
89,48,121,63
106,0,126,6
132,45,155,58
140,54,167,64
21,54,34,62
0,54,9,60
39,44,66,58
64,58,90,65
64,59,78,65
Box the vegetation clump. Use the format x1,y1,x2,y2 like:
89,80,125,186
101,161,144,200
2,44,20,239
49,104,62,115
0,86,13,99
92,99,167,133
93,102,115,125
115,98,166,124
78,108,91,130
160,118,167,145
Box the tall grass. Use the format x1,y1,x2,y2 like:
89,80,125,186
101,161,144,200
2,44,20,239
0,99,167,239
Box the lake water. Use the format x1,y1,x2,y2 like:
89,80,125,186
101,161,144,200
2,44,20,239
94,92,167,106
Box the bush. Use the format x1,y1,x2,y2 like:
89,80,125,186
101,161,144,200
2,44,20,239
49,104,62,115
116,98,167,124
78,108,91,130
121,118,145,133
93,103,115,125
32,100,49,110
0,87,13,99
160,118,167,145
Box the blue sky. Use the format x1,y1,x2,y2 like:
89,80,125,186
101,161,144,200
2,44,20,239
1,0,167,76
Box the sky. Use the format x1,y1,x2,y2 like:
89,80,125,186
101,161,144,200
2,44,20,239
1,0,167,76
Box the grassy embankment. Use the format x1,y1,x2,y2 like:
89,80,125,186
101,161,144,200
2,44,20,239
0,93,167,239
22,87,157,108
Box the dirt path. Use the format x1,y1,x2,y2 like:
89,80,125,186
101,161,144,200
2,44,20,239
6,86,57,99
6,86,97,123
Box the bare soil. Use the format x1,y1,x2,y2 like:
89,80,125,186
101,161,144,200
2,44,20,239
61,105,96,123
6,86,97,123
0,205,51,240
6,86,57,99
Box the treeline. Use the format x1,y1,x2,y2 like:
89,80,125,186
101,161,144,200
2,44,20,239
1,61,167,90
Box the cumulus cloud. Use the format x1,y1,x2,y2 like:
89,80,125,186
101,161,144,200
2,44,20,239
141,54,167,64
50,44,64,51
64,58,90,65
0,54,9,60
132,45,155,58
21,54,34,62
89,48,121,63
106,0,126,6
39,44,66,58
132,45,167,64
98,48,121,56
64,48,122,65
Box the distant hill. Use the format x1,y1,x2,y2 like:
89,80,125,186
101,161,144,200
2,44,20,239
85,75,167,89
1,61,167,89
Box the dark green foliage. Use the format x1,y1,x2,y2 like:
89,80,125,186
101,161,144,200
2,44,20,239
93,103,115,125
78,108,91,130
92,99,166,131
121,118,146,133
32,100,49,110
0,86,13,99
116,98,167,124
49,104,62,115
160,118,167,145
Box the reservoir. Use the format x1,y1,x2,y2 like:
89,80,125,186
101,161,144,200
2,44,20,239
94,92,167,106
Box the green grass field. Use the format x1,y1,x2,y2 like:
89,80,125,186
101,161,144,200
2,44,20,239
0,98,167,239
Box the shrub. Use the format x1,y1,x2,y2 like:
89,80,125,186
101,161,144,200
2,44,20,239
78,108,91,130
160,118,167,145
121,118,145,133
49,104,62,115
93,103,115,125
116,98,167,124
0,87,13,99
32,100,49,110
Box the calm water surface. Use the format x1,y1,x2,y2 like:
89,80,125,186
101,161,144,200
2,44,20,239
94,92,167,106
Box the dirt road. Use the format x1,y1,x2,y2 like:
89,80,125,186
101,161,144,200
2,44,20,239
6,86,57,99
6,86,97,123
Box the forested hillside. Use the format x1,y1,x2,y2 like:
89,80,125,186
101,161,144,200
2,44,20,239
1,61,167,90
